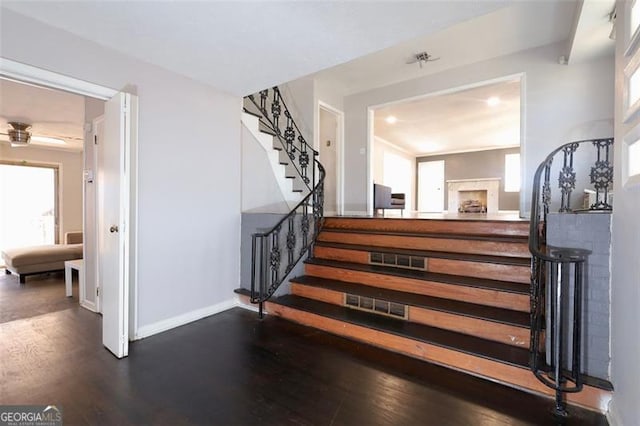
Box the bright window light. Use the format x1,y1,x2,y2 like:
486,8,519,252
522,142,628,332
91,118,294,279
504,153,521,192
629,139,640,176
632,0,640,39
629,67,640,109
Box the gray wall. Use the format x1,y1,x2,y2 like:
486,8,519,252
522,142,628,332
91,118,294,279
417,147,520,211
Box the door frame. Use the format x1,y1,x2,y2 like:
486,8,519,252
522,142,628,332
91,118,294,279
0,57,139,343
316,101,345,215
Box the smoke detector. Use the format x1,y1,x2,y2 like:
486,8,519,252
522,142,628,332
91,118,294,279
7,122,31,147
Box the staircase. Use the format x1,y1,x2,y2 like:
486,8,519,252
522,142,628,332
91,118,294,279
238,216,612,412
242,100,306,209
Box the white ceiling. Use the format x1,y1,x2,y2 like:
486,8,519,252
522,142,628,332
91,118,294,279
1,1,510,96
314,1,582,95
374,78,520,156
0,79,85,151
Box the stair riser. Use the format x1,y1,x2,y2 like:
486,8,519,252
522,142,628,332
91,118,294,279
313,246,530,284
317,232,530,258
304,263,529,312
264,301,609,413
290,283,529,347
323,217,529,238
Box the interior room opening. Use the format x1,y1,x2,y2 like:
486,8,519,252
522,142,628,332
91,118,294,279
371,75,522,217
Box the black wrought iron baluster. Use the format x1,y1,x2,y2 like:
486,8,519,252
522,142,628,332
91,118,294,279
542,160,552,219
590,139,614,210
259,90,268,115
299,143,309,186
269,226,281,292
301,202,310,256
558,143,578,212
284,111,295,156
286,216,295,273
272,88,282,131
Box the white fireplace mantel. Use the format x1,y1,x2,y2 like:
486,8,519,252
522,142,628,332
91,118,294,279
448,178,501,213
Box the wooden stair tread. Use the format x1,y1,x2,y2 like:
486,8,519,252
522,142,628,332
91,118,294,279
271,294,530,369
314,241,531,265
290,275,529,328
319,227,528,243
304,258,529,294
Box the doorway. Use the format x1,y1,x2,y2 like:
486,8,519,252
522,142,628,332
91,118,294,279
0,58,138,358
318,102,343,215
418,160,445,212
369,74,523,216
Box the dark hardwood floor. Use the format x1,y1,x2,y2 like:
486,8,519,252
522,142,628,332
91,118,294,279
0,305,607,425
0,269,78,323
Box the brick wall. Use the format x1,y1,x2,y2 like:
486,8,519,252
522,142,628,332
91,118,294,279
546,212,611,379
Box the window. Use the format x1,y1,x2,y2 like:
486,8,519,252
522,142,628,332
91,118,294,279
504,153,521,192
624,133,640,187
632,0,640,40
0,163,58,267
383,152,413,212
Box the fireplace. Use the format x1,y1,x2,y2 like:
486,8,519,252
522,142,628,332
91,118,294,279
458,190,487,213
447,178,500,214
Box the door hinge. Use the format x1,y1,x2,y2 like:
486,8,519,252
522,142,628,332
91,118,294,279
96,287,100,296
94,135,98,145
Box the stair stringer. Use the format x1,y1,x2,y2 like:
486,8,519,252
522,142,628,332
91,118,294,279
241,112,303,210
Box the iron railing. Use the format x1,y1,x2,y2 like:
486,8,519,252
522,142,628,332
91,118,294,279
246,87,325,317
529,138,613,416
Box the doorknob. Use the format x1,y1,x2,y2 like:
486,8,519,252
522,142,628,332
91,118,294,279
110,225,119,233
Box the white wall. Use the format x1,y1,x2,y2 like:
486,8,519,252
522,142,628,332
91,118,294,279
342,41,614,213
0,8,241,332
609,3,640,424
0,144,83,241
241,124,289,213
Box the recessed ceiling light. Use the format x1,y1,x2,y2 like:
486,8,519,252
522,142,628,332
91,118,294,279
32,136,66,145
487,96,501,107
385,115,398,124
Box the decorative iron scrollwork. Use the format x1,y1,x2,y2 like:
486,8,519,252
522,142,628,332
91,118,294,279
299,151,309,168
590,160,613,190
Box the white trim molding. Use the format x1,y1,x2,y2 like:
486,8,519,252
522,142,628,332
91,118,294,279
607,398,622,426
135,298,237,340
0,57,117,100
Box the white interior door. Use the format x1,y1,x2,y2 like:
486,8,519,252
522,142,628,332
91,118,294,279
101,92,135,358
418,160,445,212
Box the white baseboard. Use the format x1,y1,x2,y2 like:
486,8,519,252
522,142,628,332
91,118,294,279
607,398,622,426
80,300,98,313
135,298,236,340
234,295,262,313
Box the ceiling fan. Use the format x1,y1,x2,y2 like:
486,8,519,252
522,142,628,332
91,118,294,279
407,51,440,68
0,121,81,147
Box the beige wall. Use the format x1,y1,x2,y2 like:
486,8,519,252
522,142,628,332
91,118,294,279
0,144,83,242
